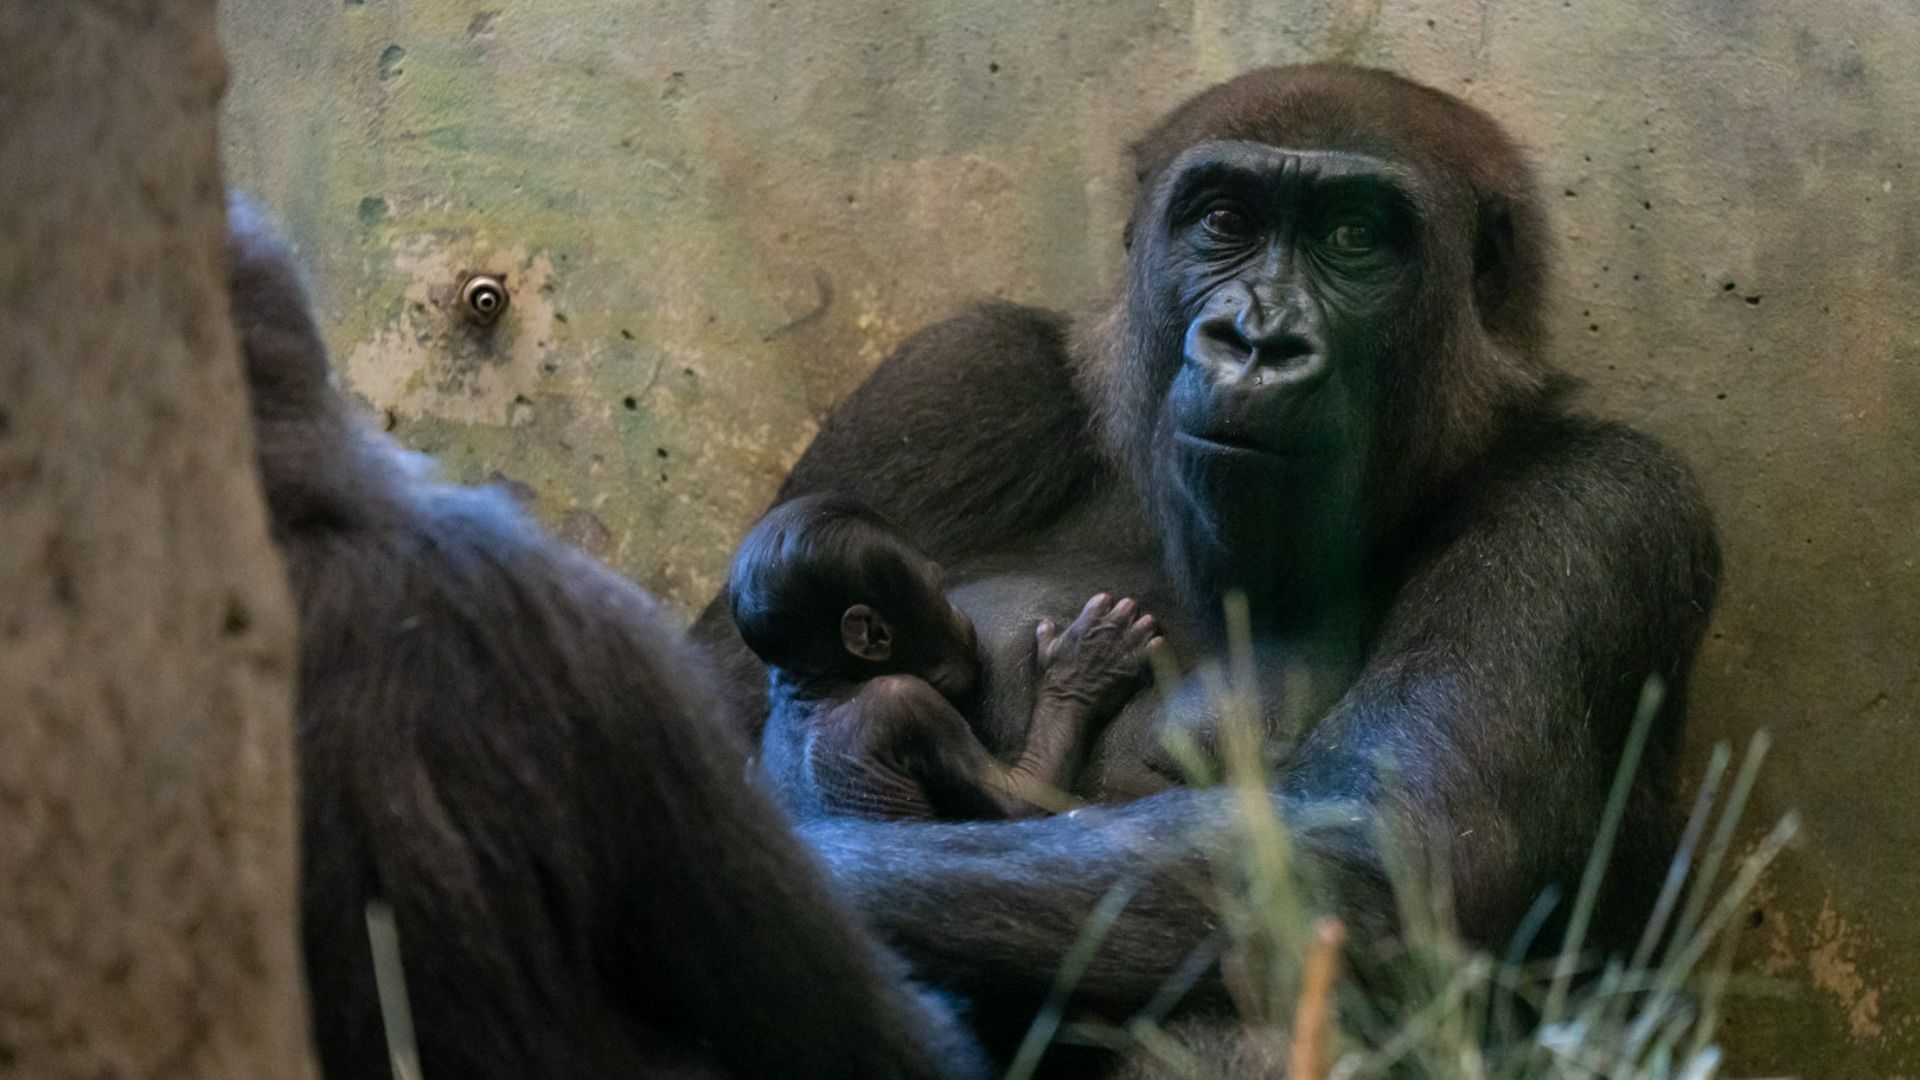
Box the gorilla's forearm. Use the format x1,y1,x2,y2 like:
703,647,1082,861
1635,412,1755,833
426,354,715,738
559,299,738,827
803,791,1227,1005
799,786,1395,1009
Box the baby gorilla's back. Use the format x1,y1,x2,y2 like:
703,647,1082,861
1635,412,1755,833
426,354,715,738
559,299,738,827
766,674,1002,820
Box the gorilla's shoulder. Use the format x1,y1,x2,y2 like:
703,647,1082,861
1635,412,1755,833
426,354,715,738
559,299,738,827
1443,409,1721,600
778,301,1113,560
1503,410,1713,510
824,301,1078,428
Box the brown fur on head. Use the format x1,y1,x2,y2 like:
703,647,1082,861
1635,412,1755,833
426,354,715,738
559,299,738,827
1078,63,1559,526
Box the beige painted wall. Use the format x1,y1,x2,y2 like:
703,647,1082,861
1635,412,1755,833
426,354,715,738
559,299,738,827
219,0,1920,1072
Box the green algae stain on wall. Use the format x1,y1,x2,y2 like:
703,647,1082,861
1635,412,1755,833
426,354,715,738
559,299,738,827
221,1,1920,1075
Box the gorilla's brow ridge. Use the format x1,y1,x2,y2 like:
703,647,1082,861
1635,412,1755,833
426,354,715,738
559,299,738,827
1162,145,1418,231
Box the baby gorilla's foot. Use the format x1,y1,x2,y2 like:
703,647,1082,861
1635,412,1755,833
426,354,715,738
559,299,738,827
1034,593,1164,716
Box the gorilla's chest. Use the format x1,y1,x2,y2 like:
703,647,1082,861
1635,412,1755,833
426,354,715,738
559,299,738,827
942,514,1223,802
942,498,1360,803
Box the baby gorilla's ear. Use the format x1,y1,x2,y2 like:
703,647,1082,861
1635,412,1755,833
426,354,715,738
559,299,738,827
840,605,894,663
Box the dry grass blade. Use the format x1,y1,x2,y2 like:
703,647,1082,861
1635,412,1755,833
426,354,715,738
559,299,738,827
1290,917,1349,1080
366,900,425,1080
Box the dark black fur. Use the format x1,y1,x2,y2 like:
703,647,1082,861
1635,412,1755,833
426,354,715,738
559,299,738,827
701,301,1111,742
227,199,988,1080
728,493,946,677
691,63,1721,1062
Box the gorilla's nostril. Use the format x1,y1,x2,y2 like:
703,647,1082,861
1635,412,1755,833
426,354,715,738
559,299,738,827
1251,335,1319,376
1203,320,1253,360
1185,317,1257,371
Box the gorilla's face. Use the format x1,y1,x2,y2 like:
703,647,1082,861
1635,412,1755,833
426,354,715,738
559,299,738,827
1127,141,1423,596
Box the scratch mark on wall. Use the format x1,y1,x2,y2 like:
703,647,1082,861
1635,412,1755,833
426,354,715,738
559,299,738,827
763,271,835,342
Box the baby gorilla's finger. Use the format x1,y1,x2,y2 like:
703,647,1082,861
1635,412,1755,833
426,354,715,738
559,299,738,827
1034,618,1059,658
1079,593,1113,621
1108,596,1137,623
1125,614,1158,644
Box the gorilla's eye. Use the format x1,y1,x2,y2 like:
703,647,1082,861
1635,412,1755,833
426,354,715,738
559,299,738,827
1201,208,1254,239
1326,222,1377,252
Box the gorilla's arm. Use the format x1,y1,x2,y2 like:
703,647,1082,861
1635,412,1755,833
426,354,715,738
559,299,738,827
802,416,1720,1007
772,302,1106,561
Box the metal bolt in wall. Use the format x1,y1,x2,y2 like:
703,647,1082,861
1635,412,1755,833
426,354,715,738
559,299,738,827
459,274,509,325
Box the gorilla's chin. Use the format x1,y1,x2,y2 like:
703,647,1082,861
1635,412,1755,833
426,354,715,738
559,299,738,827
1151,438,1365,635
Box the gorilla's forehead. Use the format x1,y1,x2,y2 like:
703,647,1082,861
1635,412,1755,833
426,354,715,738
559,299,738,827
1165,140,1412,180
1156,140,1419,201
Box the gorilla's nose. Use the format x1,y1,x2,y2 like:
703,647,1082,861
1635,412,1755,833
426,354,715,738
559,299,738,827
1183,295,1326,391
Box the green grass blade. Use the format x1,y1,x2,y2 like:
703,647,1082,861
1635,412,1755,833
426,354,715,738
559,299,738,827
1542,676,1665,1027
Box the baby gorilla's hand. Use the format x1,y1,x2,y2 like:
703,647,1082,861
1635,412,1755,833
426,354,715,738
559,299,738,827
1034,593,1163,717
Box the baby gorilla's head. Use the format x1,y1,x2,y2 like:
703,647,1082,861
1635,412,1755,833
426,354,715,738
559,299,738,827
729,493,981,700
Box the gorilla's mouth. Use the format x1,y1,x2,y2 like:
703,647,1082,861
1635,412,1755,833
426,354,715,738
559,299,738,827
1178,430,1268,453
1174,428,1319,460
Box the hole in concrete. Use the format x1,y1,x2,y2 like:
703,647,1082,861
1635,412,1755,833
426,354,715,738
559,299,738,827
224,597,252,637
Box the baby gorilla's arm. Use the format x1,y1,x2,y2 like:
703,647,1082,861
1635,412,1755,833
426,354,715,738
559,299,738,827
830,590,1160,821
838,675,1072,819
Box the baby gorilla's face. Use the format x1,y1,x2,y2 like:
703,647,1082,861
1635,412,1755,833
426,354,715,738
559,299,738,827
910,599,983,706
836,553,984,704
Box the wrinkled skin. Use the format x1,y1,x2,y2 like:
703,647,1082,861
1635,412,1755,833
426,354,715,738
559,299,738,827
693,64,1720,1070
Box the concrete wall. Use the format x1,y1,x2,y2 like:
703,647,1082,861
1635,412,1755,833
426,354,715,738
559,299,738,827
219,1,1919,1073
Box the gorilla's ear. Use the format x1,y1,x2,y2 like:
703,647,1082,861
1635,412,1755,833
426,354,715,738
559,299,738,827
1471,196,1518,326
840,605,893,663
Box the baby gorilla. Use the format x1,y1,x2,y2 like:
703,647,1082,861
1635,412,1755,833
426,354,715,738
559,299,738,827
730,493,1161,820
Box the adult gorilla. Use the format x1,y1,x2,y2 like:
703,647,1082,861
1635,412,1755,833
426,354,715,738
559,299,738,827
695,64,1719,1020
